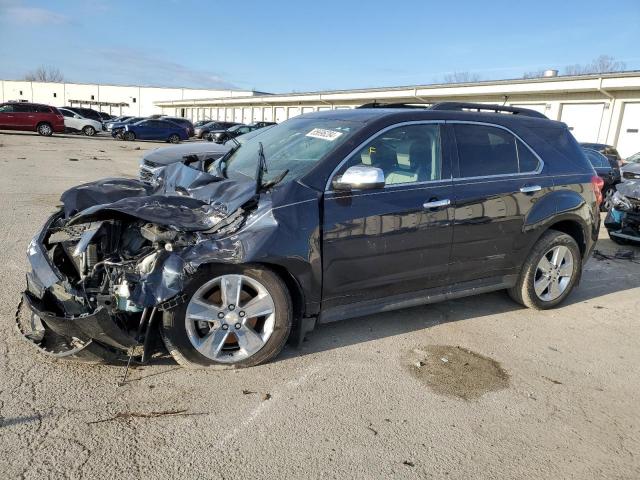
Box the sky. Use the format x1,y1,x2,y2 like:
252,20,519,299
1,0,639,93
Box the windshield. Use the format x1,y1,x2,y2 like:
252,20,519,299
219,117,361,184
626,152,640,164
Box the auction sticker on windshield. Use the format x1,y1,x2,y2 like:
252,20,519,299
306,128,344,141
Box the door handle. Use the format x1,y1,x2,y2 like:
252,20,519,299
423,199,451,209
520,185,541,194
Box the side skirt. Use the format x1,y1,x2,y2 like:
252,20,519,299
318,275,518,324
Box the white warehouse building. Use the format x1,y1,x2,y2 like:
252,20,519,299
156,71,640,158
0,80,261,117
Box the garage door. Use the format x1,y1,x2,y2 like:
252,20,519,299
263,107,273,122
242,108,252,124
274,107,286,123
560,103,605,143
302,107,315,115
616,103,640,158
252,107,263,122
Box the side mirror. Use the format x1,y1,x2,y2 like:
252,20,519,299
332,165,385,191
206,134,213,142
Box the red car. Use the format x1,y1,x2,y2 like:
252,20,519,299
0,102,65,136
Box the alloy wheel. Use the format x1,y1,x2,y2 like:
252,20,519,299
38,123,52,136
184,274,275,363
534,245,574,301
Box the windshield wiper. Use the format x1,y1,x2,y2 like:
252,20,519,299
261,169,289,190
255,141,268,193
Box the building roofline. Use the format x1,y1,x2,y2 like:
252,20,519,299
0,78,260,93
156,70,640,107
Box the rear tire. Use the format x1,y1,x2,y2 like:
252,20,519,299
508,230,581,309
601,187,615,212
123,131,135,141
168,134,180,144
37,122,53,136
82,125,96,136
161,264,292,368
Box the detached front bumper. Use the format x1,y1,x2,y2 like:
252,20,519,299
20,213,138,359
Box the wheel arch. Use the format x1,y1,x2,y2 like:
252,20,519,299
35,120,52,131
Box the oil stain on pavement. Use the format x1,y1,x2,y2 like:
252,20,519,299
408,345,509,400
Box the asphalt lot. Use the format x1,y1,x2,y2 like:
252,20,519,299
0,131,639,479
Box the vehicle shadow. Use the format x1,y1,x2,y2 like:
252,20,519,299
278,250,640,361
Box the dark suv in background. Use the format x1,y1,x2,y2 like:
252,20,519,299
582,147,621,210
0,102,65,136
22,102,602,368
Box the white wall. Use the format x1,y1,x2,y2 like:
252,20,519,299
0,80,255,116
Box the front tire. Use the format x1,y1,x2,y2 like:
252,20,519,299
82,125,96,136
37,122,53,136
123,131,135,141
161,265,292,368
508,230,581,309
168,134,180,144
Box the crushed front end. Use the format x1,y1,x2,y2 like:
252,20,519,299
20,211,195,360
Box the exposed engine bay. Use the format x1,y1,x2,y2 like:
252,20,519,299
19,160,277,362
605,180,640,244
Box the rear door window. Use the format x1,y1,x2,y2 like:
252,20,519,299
453,124,540,177
0,104,14,113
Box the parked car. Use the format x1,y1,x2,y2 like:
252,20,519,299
58,107,104,136
97,112,114,121
208,124,259,143
0,102,64,136
621,152,640,181
604,180,640,244
65,107,104,123
194,119,213,128
194,121,239,139
21,102,602,367
579,142,624,167
249,121,277,128
107,116,144,133
139,125,275,182
162,117,195,137
582,147,620,211
113,118,189,143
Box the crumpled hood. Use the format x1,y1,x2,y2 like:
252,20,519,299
61,162,257,231
616,179,640,200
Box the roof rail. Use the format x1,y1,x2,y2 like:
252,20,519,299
428,102,547,118
357,102,431,109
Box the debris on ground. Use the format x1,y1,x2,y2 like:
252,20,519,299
261,393,272,401
542,376,563,385
403,461,415,467
593,249,640,264
242,389,256,395
68,158,79,162
408,345,510,400
366,423,378,435
88,409,205,424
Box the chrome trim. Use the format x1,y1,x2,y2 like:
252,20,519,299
520,185,542,193
423,199,451,209
447,120,545,180
324,120,446,192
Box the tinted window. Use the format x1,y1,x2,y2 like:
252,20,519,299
454,124,539,177
13,104,33,113
339,124,442,185
34,105,52,113
60,109,74,117
0,104,14,113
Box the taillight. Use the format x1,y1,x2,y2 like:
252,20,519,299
591,175,604,206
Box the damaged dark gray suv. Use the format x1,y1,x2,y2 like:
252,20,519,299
20,103,602,368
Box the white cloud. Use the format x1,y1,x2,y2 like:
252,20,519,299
96,48,237,89
0,2,69,25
